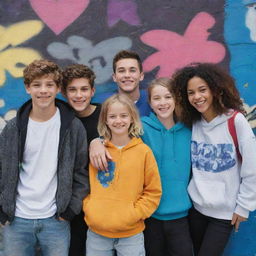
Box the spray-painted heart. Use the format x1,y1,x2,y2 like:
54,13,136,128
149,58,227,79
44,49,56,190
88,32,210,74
29,0,90,35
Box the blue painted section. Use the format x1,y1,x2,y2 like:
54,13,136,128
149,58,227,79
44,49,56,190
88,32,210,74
225,1,256,106
0,72,29,115
223,1,256,255
224,212,256,256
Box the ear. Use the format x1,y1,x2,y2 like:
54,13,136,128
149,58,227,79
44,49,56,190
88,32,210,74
25,84,31,94
139,72,144,81
112,73,117,82
91,87,96,97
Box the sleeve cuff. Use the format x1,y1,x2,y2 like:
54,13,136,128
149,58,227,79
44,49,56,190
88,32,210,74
235,204,250,218
60,207,76,221
0,208,9,225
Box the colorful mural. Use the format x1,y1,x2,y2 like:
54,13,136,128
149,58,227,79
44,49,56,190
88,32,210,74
0,0,255,255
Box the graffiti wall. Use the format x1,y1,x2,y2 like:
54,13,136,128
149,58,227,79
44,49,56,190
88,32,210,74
0,0,255,255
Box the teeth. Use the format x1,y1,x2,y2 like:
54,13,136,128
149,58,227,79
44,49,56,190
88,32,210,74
195,101,205,106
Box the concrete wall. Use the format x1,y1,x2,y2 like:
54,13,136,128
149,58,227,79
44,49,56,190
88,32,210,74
0,1,255,255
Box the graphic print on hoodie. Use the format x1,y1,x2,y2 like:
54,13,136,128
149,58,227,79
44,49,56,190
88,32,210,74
191,141,236,173
97,161,115,187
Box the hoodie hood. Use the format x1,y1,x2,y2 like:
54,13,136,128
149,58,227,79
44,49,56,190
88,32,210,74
105,137,144,151
200,110,234,131
142,112,185,133
141,112,187,164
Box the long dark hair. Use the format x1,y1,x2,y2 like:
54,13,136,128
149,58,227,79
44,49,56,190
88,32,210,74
172,63,245,127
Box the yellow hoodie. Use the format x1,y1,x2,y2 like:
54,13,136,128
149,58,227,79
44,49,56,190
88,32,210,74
83,137,162,238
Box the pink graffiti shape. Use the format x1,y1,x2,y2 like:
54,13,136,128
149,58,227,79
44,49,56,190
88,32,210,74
107,0,140,27
141,12,226,77
29,0,90,35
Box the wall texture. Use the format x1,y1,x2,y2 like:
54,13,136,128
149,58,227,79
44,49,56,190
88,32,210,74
0,0,255,255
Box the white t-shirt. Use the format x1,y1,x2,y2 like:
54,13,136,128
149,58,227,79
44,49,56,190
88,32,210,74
15,108,61,219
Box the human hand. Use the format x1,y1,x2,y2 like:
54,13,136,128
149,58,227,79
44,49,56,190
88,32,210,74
0,221,10,228
89,138,112,170
231,213,247,232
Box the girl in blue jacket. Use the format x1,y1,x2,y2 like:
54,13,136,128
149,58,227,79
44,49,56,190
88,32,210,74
142,78,193,256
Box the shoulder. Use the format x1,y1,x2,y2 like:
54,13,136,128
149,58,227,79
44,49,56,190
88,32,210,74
0,117,18,144
135,138,154,154
177,123,192,135
70,117,87,135
233,112,255,137
1,117,17,132
141,116,152,126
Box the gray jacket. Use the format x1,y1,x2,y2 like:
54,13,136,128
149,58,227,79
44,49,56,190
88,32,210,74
0,99,89,224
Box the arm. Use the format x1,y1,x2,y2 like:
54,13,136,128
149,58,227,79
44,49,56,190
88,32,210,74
134,149,162,220
233,113,256,219
89,138,112,170
60,120,89,221
0,125,11,225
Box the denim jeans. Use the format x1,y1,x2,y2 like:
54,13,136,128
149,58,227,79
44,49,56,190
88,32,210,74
86,229,145,256
3,216,70,256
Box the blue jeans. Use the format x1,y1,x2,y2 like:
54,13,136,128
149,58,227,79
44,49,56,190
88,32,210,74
86,229,145,256
3,216,70,256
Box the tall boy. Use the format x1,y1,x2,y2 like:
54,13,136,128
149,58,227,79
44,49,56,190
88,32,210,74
0,60,89,256
104,50,151,117
62,64,100,256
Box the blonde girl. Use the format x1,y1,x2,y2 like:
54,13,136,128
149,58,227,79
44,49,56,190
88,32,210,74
83,94,162,256
172,63,256,256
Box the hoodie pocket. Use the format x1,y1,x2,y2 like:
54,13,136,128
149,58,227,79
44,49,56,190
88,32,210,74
188,178,230,209
84,198,141,233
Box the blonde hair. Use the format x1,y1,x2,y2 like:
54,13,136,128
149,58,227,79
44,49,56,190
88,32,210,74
147,77,178,121
98,94,143,140
148,77,174,101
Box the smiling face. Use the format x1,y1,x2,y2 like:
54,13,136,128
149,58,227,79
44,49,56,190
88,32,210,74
112,58,144,96
187,76,217,122
150,84,175,123
66,78,95,116
26,74,60,112
106,101,132,139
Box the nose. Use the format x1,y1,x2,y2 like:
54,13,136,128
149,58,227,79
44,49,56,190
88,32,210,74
193,92,201,99
124,70,131,77
114,116,122,123
159,98,166,105
75,90,82,97
39,85,47,93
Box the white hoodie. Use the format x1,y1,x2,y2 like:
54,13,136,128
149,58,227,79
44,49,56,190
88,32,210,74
188,111,256,219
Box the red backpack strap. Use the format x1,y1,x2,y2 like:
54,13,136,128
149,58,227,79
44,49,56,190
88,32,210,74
228,111,242,161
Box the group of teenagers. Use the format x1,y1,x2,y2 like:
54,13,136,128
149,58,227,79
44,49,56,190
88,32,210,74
0,50,256,256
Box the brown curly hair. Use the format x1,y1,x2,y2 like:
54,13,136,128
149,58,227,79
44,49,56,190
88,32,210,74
62,64,96,94
23,59,62,87
172,63,245,127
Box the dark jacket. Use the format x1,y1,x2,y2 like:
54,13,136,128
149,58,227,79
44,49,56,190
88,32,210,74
0,99,89,224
